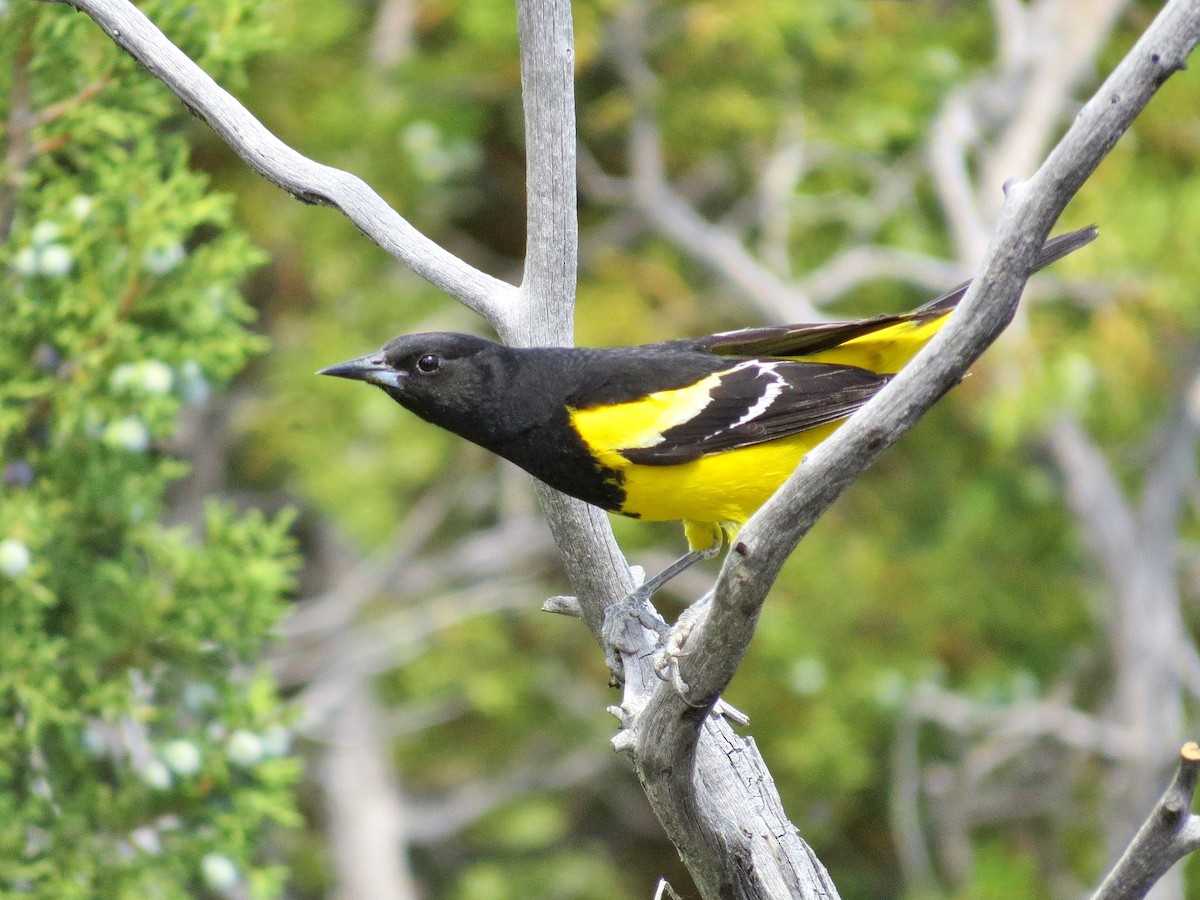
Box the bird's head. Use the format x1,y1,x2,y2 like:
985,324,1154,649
318,332,510,436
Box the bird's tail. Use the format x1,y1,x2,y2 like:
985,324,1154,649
698,225,1098,371
914,224,1099,316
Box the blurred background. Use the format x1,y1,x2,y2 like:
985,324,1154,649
4,0,1200,896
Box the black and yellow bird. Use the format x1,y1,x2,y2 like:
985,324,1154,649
320,227,1096,599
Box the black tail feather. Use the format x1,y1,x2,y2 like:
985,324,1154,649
914,224,1099,316
697,225,1098,359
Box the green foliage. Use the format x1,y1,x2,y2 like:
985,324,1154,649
0,2,297,895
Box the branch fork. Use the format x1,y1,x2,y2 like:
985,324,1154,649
1093,743,1200,900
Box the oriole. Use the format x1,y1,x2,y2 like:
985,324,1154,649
320,227,1096,597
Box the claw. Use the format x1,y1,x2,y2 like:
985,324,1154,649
601,587,669,681
650,589,713,696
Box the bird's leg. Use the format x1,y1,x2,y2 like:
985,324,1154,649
601,545,721,681
637,545,720,598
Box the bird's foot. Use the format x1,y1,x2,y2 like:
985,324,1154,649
651,590,713,697
602,585,669,683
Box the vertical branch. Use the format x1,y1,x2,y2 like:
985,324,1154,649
511,4,847,896
508,0,637,644
510,0,578,346
321,692,419,900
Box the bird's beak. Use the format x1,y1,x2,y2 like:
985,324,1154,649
316,353,405,390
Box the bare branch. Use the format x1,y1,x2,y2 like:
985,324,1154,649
407,749,611,843
1092,743,1200,900
928,89,990,262
510,0,578,345
755,114,808,278
989,0,1026,68
614,4,1200,894
627,114,818,321
1048,416,1138,599
39,0,517,321
978,0,1129,215
368,0,415,70
890,712,938,894
320,692,420,900
804,245,969,307
1139,361,1200,553
908,682,1136,762
604,4,819,321
934,0,1129,254
283,475,465,642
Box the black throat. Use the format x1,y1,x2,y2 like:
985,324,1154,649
384,347,629,512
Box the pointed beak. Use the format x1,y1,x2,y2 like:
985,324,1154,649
316,353,405,390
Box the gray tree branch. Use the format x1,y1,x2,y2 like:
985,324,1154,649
1092,743,1200,900
908,682,1137,762
1047,416,1139,602
612,2,1200,896
39,0,517,321
321,692,420,900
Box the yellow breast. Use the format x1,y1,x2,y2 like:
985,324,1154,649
569,378,842,550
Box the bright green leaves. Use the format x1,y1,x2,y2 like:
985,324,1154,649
0,2,296,896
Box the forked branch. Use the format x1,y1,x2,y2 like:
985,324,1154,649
40,0,517,321
39,0,1200,896
1092,743,1200,900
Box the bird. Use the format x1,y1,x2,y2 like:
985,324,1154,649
320,226,1096,612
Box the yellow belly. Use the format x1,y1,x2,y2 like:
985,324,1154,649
588,421,842,550
615,424,838,522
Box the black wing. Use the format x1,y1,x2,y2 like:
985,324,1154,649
620,359,888,465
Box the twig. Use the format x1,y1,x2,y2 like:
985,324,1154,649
1046,416,1137,607
1092,743,1200,900
604,1,818,321
406,748,610,843
38,0,517,321
908,682,1137,762
803,245,969,306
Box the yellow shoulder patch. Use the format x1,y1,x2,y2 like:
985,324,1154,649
567,371,723,454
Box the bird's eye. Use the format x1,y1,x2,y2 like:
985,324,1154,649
415,354,441,374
